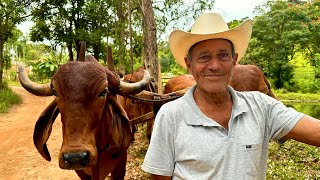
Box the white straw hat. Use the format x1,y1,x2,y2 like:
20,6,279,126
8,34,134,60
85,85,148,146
169,12,253,68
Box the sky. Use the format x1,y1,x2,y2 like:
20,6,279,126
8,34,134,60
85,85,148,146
17,0,267,36
213,0,266,22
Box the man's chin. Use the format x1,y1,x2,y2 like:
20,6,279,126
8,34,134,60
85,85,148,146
197,84,228,94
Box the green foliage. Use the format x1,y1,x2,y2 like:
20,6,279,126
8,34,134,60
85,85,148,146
274,89,320,101
0,0,31,88
38,61,57,75
154,0,214,37
0,82,22,113
267,141,320,179
158,41,187,75
242,0,320,92
29,49,67,82
24,43,52,62
289,52,320,93
28,0,215,70
4,0,320,93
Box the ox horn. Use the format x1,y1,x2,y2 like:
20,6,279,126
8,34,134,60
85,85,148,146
117,70,151,95
78,42,86,61
18,66,53,96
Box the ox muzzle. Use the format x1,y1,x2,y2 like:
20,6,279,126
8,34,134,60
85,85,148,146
62,151,90,169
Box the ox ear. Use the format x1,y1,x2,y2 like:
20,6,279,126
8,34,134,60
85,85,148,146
108,95,133,151
33,100,60,161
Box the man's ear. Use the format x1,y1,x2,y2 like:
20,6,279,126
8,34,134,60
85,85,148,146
184,57,192,73
233,53,239,65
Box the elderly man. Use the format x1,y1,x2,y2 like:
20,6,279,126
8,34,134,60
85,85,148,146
141,12,320,179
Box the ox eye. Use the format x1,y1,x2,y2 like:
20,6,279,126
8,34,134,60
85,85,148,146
99,88,109,97
52,88,57,96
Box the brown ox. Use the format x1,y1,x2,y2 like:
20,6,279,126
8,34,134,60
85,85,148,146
18,54,150,180
164,64,277,99
164,74,195,94
230,64,277,98
118,67,154,141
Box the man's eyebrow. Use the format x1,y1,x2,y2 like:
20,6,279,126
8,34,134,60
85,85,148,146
198,51,210,56
217,48,230,53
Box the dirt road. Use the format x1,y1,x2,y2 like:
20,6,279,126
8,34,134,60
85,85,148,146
0,86,78,180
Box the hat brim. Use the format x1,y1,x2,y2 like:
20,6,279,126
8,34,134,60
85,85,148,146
169,19,253,68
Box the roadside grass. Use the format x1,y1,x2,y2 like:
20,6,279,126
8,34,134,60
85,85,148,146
0,82,22,113
8,80,22,86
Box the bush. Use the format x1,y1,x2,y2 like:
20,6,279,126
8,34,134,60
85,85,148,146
0,82,22,113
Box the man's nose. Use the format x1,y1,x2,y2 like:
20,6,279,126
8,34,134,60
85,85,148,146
207,58,221,70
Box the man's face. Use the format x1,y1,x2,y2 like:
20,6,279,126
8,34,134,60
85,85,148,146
185,39,238,94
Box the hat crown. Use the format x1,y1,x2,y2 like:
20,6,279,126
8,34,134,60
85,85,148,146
191,13,229,34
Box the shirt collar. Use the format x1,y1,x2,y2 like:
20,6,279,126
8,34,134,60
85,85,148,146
182,85,249,126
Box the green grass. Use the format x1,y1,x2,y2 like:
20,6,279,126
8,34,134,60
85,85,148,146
274,89,320,102
8,80,22,86
0,83,22,113
267,141,320,179
269,89,320,179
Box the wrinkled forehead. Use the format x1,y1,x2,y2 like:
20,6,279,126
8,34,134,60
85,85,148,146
192,39,233,50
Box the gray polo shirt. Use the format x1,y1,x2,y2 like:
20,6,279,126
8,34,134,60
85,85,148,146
142,85,304,180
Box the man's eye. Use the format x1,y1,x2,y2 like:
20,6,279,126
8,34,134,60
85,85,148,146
198,55,211,62
219,53,231,61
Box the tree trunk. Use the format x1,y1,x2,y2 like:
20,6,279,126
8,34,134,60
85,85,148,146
75,39,80,60
116,0,126,70
0,38,4,89
67,41,74,61
141,0,161,93
67,22,74,61
93,43,100,60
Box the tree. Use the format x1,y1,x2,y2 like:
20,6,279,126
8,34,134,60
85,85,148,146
30,0,88,61
242,0,311,89
0,0,30,89
28,0,215,87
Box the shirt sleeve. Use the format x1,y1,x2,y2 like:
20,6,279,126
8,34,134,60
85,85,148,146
266,96,305,143
141,106,175,176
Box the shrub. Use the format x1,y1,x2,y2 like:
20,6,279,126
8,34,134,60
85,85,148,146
0,82,22,113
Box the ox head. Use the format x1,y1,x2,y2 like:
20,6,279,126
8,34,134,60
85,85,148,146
18,55,150,170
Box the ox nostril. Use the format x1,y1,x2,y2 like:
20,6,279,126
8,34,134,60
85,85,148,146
80,152,89,166
63,152,89,168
